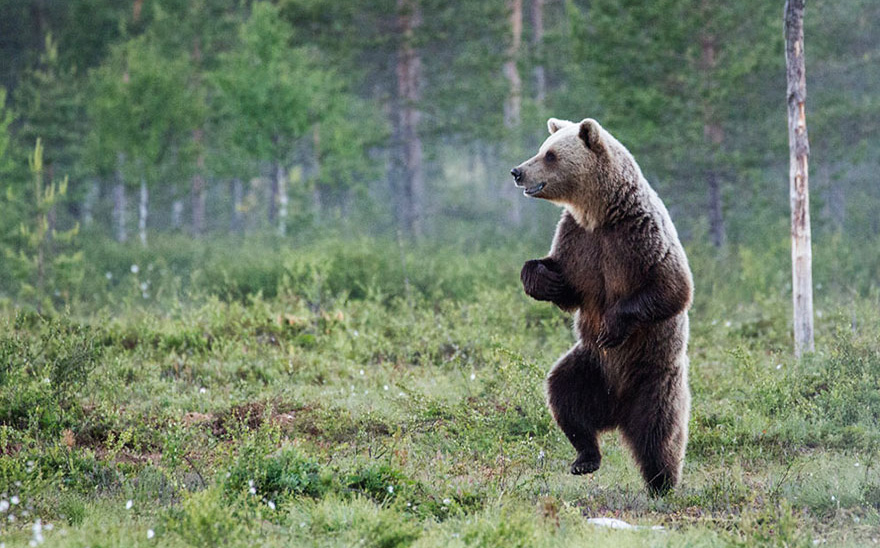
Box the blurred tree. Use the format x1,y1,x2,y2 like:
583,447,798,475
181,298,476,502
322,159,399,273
0,89,12,177
212,1,323,236
14,35,86,211
3,139,83,312
808,0,880,236
393,0,425,238
575,0,780,247
87,35,198,245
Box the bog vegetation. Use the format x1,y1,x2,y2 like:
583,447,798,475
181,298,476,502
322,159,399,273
0,0,879,546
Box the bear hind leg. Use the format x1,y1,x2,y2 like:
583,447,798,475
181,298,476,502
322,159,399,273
621,374,690,496
546,344,615,476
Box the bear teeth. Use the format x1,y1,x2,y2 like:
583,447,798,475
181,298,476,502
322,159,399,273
525,182,546,196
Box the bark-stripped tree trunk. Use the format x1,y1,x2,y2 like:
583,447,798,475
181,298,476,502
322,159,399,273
138,177,148,246
113,153,127,242
531,0,546,106
395,0,424,238
503,0,523,128
699,21,726,248
785,0,814,357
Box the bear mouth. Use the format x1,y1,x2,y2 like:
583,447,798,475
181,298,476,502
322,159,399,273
524,182,546,196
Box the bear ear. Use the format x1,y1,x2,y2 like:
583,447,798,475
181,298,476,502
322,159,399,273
579,118,605,153
547,118,574,135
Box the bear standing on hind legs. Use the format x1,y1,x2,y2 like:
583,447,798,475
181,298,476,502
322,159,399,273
511,118,693,495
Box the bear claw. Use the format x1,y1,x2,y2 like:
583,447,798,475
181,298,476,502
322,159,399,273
570,456,601,475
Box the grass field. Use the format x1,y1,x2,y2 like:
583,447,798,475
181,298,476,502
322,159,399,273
0,236,879,547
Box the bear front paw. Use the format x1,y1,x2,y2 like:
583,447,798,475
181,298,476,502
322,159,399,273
521,260,565,302
597,309,635,349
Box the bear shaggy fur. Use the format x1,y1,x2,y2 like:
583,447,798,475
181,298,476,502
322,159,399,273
511,118,693,495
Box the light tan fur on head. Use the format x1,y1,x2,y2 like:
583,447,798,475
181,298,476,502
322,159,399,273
513,118,643,231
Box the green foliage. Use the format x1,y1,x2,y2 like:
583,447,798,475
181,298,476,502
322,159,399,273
86,34,199,184
0,237,878,545
224,438,331,501
212,2,319,163
0,313,102,434
14,35,87,187
2,139,84,312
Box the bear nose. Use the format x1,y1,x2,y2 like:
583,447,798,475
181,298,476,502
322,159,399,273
510,167,523,182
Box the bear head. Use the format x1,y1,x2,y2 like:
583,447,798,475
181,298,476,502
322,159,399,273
511,118,640,230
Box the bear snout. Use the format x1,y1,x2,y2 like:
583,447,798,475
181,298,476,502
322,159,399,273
511,167,524,185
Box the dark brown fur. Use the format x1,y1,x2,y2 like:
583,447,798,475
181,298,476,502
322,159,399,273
513,118,693,495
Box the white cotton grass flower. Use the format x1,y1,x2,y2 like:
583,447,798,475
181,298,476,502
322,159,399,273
126,499,133,510
10,496,19,505
0,500,8,512
442,498,451,505
147,529,155,539
29,519,44,546
267,500,276,510
130,264,139,274
387,486,394,494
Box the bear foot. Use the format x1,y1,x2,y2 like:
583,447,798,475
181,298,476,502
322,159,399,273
570,452,601,475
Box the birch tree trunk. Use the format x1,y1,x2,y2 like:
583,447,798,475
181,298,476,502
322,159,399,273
113,153,127,243
784,0,814,357
504,0,523,226
311,124,323,224
503,0,523,128
531,0,546,106
172,200,184,231
230,178,244,233
138,178,148,247
395,0,424,238
276,159,288,236
191,129,206,236
82,180,99,227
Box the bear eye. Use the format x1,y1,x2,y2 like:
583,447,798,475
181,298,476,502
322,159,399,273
544,151,557,163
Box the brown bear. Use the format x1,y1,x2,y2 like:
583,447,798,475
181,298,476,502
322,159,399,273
511,117,693,495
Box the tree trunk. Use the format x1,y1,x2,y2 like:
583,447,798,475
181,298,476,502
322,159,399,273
503,0,523,128
230,178,244,233
191,134,206,236
395,0,424,238
172,200,184,231
113,153,127,243
275,159,288,236
785,0,814,357
311,124,322,224
138,178,148,247
706,169,725,248
504,0,524,226
699,24,726,248
82,180,99,227
531,0,546,106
